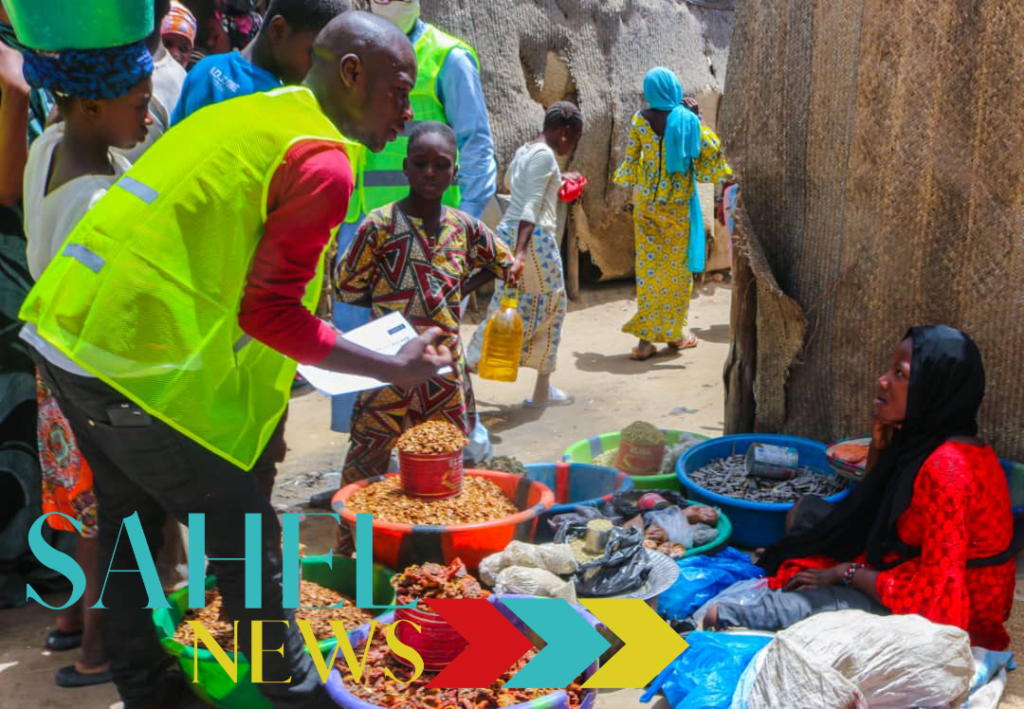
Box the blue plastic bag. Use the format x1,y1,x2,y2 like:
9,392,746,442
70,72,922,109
642,632,771,709
658,547,764,621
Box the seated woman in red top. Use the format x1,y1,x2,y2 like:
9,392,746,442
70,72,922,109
706,325,1015,649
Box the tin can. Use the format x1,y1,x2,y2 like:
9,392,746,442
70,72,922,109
398,450,464,498
745,443,798,480
616,440,667,475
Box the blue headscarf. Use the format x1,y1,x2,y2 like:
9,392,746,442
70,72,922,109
642,67,706,272
21,40,153,100
642,67,702,174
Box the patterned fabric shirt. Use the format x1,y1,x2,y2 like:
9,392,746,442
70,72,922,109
335,205,514,355
614,112,732,209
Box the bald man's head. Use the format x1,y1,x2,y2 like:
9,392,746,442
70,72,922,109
306,11,417,152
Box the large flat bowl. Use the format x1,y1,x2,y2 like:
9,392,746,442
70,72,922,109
678,434,852,548
562,430,709,491
333,470,554,571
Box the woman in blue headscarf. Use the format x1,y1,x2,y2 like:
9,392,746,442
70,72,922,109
614,67,732,361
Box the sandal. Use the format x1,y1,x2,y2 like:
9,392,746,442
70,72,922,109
45,628,82,652
55,664,113,688
630,344,657,361
668,334,699,351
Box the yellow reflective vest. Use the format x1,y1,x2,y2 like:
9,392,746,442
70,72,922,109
345,23,477,222
20,86,349,470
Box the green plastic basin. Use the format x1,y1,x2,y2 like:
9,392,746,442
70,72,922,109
562,430,709,491
5,0,153,50
152,557,395,709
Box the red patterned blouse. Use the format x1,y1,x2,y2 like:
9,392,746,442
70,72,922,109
771,441,1015,649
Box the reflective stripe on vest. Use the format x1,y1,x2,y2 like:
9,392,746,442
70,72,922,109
20,87,347,470
346,24,478,222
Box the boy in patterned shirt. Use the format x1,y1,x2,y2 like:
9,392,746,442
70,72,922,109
335,122,521,483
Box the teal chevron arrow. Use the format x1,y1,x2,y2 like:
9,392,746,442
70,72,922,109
502,598,611,689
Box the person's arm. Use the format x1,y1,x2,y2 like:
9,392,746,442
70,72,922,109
238,141,451,386
462,217,521,297
612,117,642,190
873,451,972,628
333,215,380,308
0,41,30,206
510,148,558,260
438,48,496,220
693,125,733,185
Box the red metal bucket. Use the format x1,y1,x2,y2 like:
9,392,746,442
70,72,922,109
392,606,468,670
398,450,464,498
616,440,666,475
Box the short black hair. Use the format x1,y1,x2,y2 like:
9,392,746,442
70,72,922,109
407,121,457,155
264,0,350,33
544,101,583,132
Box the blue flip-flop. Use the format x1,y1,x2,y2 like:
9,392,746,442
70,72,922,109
55,664,113,688
45,629,82,652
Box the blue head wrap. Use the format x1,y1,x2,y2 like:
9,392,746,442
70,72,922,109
21,40,153,100
642,67,707,273
642,67,702,174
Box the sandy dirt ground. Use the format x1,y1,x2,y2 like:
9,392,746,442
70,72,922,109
2,280,1022,708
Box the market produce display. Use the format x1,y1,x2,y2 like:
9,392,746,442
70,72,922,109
396,420,468,455
621,421,667,446
689,455,847,503
172,581,372,648
335,632,586,709
590,425,704,476
392,559,487,609
480,455,528,476
346,476,518,525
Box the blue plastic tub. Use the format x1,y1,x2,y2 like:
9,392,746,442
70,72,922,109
524,462,632,540
677,434,852,549
1002,459,1024,515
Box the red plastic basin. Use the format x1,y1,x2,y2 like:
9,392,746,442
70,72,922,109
333,470,554,571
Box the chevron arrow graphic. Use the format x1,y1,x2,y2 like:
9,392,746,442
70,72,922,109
501,598,610,689
424,598,534,688
580,599,688,688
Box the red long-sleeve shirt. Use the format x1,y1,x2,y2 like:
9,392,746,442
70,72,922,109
238,140,352,364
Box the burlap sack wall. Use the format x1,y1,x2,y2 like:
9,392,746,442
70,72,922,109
721,1,1024,459
410,0,733,279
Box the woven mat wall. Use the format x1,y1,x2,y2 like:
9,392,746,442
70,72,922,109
721,0,1024,458
393,0,734,278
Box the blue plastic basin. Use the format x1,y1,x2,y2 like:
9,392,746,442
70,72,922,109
677,434,852,549
523,462,633,541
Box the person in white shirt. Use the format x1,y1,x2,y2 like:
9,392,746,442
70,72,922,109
466,102,584,407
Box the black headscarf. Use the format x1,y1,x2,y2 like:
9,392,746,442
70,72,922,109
759,325,986,574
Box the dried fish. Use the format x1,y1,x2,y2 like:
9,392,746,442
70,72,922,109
689,455,846,503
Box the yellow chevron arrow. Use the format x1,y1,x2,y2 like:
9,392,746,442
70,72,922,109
579,599,688,688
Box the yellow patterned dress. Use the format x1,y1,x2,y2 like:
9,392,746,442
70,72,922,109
613,112,732,343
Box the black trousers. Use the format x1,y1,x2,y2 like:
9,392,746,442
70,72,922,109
37,358,331,709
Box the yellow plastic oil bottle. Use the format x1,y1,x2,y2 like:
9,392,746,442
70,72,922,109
478,286,524,382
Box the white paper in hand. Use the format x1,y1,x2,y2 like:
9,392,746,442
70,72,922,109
297,312,450,396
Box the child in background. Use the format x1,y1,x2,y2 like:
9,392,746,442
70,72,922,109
171,0,348,123
466,102,584,407
335,122,522,485
19,41,154,689
162,1,198,69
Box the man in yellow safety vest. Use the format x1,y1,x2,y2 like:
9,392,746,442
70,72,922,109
20,13,447,708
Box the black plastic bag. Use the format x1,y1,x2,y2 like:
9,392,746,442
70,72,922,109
547,505,609,535
607,490,691,519
572,526,652,597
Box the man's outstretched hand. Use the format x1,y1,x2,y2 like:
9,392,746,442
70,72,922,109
390,327,453,388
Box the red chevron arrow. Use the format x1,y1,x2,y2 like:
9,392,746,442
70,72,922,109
424,599,533,688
